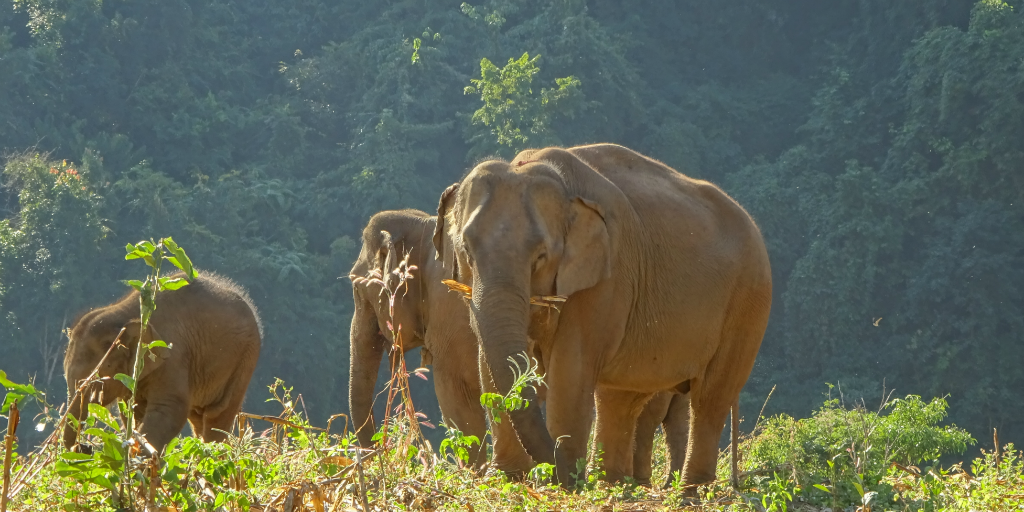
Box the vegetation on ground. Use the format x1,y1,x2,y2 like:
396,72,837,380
2,0,1023,446
3,366,1021,510
2,241,1020,511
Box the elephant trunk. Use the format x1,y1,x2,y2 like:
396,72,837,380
349,295,388,448
472,277,556,465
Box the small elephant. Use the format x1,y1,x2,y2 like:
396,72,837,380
348,209,533,472
433,144,772,487
63,271,262,454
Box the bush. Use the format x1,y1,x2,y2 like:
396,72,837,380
743,388,975,508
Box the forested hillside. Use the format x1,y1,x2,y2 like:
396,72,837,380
2,0,1022,450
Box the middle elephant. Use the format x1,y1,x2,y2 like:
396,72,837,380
348,208,533,472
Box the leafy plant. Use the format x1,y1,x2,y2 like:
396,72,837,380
744,389,974,508
438,424,480,468
478,352,546,423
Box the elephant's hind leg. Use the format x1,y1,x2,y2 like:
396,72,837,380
632,391,672,486
662,393,690,489
594,387,655,483
198,363,254,442
683,285,770,489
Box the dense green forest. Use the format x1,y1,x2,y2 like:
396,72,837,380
1,0,1022,453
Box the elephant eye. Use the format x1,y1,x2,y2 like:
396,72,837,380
533,253,547,271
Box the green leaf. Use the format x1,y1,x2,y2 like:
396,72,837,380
162,237,197,281
215,492,227,507
158,277,190,291
54,461,85,477
89,474,116,491
88,403,120,430
122,279,145,290
148,340,169,350
852,481,864,497
113,373,135,393
59,452,94,462
0,370,36,394
813,484,831,494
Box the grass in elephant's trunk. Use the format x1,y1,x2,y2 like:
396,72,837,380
442,279,568,310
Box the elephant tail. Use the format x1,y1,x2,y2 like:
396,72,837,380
730,399,740,489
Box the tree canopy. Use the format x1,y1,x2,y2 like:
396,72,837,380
1,0,1022,448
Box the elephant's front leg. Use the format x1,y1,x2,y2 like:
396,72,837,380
137,392,190,454
594,387,655,483
431,351,489,468
544,341,598,487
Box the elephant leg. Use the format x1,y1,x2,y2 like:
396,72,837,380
662,393,691,489
594,387,654,483
201,401,244,443
187,410,203,438
137,395,190,454
479,350,534,474
633,391,672,486
683,287,768,489
195,364,253,443
545,345,599,487
432,353,489,468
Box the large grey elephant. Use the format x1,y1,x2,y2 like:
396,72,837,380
63,272,262,454
433,144,772,487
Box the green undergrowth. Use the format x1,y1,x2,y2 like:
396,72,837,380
2,375,1022,511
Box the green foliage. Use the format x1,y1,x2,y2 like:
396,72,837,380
464,52,583,156
744,391,974,508
438,424,480,467
1,0,1023,456
760,472,797,512
478,353,546,423
0,370,43,414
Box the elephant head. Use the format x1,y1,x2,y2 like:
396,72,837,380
433,149,613,464
63,311,169,450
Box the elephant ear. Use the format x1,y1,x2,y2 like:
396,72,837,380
556,197,611,297
433,183,460,277
117,320,171,381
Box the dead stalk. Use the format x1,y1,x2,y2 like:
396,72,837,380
355,446,370,511
731,400,739,489
2,402,19,512
994,428,1000,468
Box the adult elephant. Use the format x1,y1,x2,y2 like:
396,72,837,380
432,144,771,487
348,209,533,472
